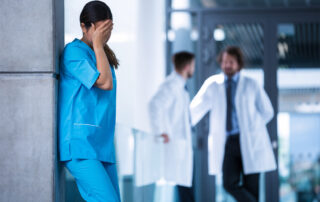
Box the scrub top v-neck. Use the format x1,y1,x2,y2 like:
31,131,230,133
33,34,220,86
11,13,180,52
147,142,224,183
59,38,117,163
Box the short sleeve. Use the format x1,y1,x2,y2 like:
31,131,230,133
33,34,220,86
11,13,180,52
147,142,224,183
62,46,100,89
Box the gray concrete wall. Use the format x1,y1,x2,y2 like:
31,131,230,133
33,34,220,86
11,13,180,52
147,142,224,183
0,0,64,201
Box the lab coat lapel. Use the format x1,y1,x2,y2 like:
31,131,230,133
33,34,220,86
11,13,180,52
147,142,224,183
219,73,227,133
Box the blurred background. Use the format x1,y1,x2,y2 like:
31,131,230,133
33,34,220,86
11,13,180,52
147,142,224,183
0,0,319,202
64,0,320,201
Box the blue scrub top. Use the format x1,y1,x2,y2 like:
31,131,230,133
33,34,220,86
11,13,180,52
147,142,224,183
59,38,117,163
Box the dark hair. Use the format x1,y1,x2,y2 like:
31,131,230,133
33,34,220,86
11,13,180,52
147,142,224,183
80,1,119,69
217,46,244,70
172,51,195,72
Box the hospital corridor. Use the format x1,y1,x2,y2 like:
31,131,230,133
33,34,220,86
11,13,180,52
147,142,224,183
0,0,320,202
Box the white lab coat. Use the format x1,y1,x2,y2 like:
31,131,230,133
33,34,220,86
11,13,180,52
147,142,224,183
149,71,193,187
190,71,277,175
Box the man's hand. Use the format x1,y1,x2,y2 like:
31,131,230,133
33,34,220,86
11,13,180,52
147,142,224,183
160,134,170,144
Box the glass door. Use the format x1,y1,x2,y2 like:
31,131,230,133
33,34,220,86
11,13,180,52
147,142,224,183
277,22,320,202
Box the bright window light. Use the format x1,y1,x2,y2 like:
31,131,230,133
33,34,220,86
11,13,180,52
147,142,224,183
167,30,176,42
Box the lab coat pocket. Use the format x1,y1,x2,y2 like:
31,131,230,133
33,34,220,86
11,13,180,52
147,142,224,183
168,139,188,162
173,139,188,161
250,118,267,151
249,112,263,133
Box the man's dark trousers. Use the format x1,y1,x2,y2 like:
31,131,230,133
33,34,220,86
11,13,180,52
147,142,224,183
223,134,260,202
177,156,195,202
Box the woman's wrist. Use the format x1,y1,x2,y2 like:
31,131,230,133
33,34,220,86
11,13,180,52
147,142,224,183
93,42,104,51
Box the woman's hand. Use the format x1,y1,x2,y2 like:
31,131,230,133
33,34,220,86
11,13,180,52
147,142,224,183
92,20,114,90
92,20,113,49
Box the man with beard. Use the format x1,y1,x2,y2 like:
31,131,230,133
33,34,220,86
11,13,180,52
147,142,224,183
190,46,276,202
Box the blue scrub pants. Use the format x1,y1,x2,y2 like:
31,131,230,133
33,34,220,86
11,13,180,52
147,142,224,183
65,159,121,202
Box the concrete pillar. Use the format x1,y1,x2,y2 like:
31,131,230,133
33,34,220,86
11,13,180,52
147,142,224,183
0,0,64,201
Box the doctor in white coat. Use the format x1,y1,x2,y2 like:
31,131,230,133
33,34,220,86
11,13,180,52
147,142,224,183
149,51,196,202
190,46,276,202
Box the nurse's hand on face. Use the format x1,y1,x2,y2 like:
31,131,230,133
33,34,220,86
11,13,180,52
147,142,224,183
160,134,170,144
92,20,113,49
92,20,113,91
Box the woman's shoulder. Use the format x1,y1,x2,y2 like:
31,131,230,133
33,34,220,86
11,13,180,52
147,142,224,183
63,39,92,59
64,41,85,54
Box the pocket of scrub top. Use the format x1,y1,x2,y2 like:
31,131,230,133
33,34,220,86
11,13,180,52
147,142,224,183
72,123,103,146
72,123,102,141
73,123,101,128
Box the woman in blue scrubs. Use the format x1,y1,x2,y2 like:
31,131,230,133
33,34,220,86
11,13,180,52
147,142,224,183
59,1,120,201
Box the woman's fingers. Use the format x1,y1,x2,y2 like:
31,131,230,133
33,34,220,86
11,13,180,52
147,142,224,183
91,23,96,31
98,20,112,31
92,20,113,44
101,25,113,39
101,22,113,33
